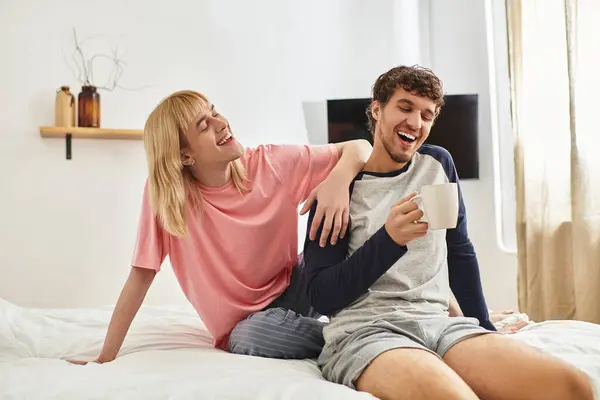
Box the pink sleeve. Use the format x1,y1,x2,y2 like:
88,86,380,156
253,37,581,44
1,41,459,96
131,181,169,271
268,144,340,205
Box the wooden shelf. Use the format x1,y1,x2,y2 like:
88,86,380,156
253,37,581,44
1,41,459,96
40,126,143,140
40,126,143,160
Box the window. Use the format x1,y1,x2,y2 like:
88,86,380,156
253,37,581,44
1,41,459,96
486,0,517,253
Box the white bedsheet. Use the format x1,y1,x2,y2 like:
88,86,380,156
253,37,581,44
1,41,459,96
1,298,599,399
0,299,372,399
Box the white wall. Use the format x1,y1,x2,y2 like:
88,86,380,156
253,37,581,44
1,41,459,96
424,0,518,310
0,0,398,308
0,0,518,312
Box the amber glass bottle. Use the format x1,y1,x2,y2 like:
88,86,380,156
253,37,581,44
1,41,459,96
78,85,100,127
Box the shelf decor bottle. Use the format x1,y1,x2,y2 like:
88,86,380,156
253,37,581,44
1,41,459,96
78,85,100,127
55,86,75,127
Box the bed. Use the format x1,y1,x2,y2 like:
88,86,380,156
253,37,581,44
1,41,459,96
2,298,599,399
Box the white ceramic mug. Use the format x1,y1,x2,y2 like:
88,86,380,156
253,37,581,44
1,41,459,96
412,182,459,230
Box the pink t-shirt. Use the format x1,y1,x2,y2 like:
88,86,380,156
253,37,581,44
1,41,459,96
131,144,339,349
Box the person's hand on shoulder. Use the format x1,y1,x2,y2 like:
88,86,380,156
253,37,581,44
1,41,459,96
300,171,350,247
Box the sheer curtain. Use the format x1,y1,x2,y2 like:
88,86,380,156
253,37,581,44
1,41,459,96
507,0,600,323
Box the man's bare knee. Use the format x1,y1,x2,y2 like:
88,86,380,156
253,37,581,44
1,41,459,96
533,362,594,400
561,367,594,400
355,348,478,400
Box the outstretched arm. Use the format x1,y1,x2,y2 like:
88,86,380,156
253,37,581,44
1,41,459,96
96,267,155,362
68,267,155,364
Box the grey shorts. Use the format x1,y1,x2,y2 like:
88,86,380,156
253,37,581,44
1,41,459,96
319,316,493,389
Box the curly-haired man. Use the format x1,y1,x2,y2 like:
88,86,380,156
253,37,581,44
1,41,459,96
302,65,593,400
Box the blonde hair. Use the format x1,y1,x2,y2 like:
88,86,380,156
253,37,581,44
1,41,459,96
143,90,248,237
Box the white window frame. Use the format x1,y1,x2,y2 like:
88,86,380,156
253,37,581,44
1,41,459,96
485,0,518,254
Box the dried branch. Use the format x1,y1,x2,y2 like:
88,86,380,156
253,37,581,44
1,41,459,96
88,53,122,91
64,28,148,92
72,28,91,85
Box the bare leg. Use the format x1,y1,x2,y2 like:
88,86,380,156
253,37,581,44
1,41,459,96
355,348,479,400
443,334,594,400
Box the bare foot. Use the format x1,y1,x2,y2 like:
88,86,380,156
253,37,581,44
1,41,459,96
67,360,89,365
66,359,103,365
490,310,515,323
498,320,532,334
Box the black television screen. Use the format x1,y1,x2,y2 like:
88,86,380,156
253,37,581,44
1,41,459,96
326,94,479,180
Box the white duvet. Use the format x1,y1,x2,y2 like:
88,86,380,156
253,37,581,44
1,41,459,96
1,298,599,399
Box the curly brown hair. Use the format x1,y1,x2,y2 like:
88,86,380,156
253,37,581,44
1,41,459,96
367,65,445,133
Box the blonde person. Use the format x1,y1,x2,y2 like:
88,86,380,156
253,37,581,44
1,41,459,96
69,90,372,364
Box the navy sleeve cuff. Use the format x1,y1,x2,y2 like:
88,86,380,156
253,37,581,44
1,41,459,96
374,226,408,260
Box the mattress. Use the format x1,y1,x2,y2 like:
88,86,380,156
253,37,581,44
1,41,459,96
1,299,599,399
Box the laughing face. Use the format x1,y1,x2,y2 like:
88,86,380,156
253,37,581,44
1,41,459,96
182,104,244,166
371,87,437,166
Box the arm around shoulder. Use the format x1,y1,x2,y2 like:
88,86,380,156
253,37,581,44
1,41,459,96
300,140,372,245
330,139,372,181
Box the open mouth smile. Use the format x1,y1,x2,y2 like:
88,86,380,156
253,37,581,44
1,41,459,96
397,131,418,145
217,132,233,146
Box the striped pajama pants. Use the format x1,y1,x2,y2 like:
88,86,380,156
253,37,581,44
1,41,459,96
228,260,325,359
